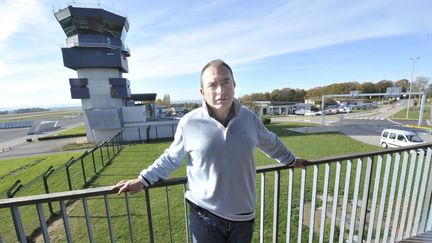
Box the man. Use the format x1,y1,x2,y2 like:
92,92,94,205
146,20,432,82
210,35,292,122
115,59,304,242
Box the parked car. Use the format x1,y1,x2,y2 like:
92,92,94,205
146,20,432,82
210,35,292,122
294,109,305,115
338,106,352,113
380,129,425,149
304,110,317,116
316,109,331,115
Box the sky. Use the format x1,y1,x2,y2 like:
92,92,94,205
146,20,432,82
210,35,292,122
0,0,431,109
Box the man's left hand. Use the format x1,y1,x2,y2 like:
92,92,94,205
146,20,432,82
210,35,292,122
290,158,309,168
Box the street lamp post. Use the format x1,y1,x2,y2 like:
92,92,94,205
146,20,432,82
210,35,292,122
406,57,420,119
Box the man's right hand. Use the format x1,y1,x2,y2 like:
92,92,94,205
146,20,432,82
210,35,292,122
113,179,146,195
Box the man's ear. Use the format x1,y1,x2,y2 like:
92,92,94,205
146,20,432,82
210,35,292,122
200,88,204,96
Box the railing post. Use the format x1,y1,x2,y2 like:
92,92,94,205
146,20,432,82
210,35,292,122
419,148,432,233
42,166,55,215
259,173,265,243
309,164,318,243
298,167,306,243
146,126,151,143
81,156,87,184
358,156,373,241
11,207,27,243
6,180,23,198
103,195,115,243
111,139,115,156
100,146,104,166
273,170,280,243
66,158,74,191
36,203,51,243
82,198,94,243
106,142,111,161
125,193,135,243
138,128,142,143
60,200,73,243
91,150,96,173
144,188,155,243
183,185,191,243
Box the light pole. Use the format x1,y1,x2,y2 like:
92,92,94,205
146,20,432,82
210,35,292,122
406,57,420,119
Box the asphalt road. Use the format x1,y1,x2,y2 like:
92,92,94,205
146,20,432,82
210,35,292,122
0,113,86,158
274,102,432,147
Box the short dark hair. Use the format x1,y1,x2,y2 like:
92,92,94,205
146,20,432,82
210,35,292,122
200,59,235,88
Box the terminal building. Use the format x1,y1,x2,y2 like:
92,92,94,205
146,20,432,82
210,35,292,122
55,5,179,143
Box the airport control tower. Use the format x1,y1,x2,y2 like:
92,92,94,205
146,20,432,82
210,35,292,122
55,6,132,143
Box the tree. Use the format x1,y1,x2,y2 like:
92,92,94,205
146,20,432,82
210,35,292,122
155,99,163,106
412,76,430,92
162,94,171,106
359,82,377,93
376,80,394,93
395,79,409,92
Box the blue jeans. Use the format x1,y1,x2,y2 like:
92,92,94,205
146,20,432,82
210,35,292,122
189,204,254,243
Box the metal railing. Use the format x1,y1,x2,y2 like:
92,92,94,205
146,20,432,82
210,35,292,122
1,143,432,242
0,131,123,199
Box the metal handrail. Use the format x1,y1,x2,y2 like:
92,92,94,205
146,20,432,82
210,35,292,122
1,142,431,207
1,142,431,243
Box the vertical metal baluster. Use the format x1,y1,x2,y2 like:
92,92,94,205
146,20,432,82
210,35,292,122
319,163,330,243
419,148,432,233
125,192,135,243
260,173,265,243
406,149,425,237
298,167,306,243
144,188,155,243
36,203,51,243
366,155,383,242
397,151,417,240
165,186,173,243
329,161,341,243
104,195,115,243
375,154,394,242
60,200,73,243
286,168,293,243
339,159,352,243
348,158,363,243
82,198,94,243
389,151,410,242
309,164,318,243
183,185,190,243
11,207,27,243
273,170,281,243
358,156,373,242
383,153,401,242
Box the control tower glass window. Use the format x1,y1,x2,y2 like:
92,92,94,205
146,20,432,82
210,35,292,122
59,16,125,40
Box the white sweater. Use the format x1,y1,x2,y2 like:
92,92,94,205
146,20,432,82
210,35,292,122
139,99,295,221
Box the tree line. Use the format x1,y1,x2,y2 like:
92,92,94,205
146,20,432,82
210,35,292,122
0,107,50,115
239,76,431,102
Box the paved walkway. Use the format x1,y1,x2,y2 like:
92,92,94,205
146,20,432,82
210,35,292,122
0,123,87,159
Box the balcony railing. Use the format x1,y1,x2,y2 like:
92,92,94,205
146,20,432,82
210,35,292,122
1,143,432,242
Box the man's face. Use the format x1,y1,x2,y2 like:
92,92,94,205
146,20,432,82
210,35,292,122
200,65,235,111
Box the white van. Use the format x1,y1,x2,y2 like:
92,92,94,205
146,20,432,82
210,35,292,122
380,129,425,148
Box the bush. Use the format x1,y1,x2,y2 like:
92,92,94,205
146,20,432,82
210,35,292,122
262,117,271,124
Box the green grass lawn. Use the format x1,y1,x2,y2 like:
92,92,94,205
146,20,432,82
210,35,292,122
0,122,382,242
0,152,82,194
391,104,430,120
52,125,86,136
